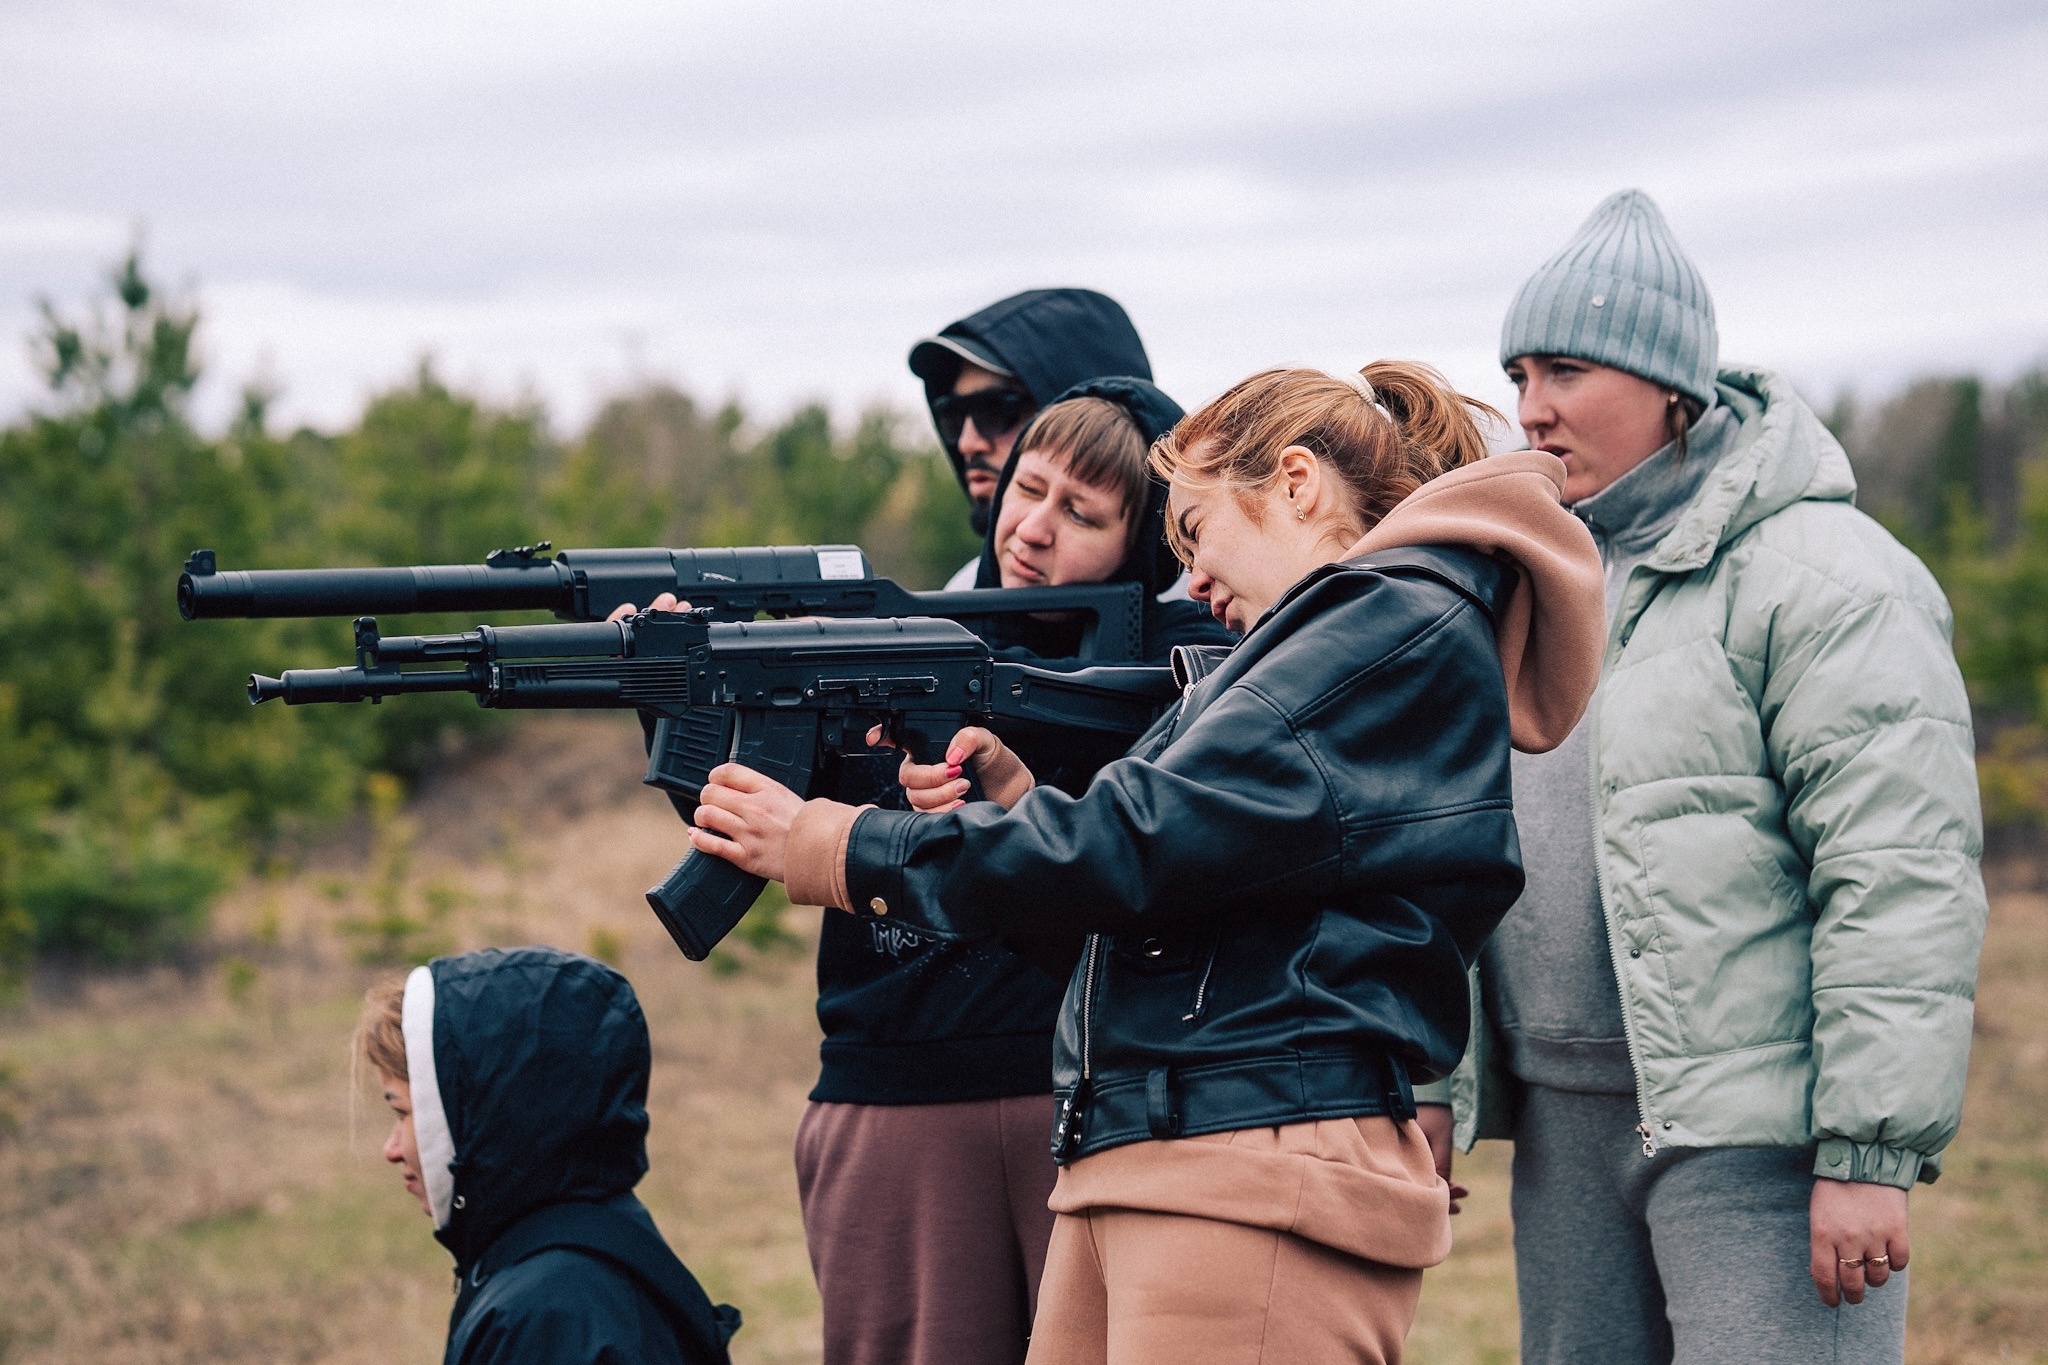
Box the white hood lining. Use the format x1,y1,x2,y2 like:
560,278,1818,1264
402,965,457,1229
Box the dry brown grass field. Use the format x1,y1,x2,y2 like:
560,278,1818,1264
0,715,2041,1362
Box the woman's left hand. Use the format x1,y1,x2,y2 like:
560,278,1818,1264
1809,1178,1910,1307
1415,1104,1470,1215
687,763,806,882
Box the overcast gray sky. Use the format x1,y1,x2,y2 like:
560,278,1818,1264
3,0,2043,437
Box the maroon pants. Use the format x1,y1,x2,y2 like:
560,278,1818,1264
794,1095,1060,1365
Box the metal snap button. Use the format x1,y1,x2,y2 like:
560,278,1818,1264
1629,949,1641,958
1140,939,1164,958
869,897,888,916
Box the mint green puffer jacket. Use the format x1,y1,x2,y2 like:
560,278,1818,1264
1436,369,1986,1189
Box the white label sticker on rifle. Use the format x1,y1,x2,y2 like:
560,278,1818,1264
816,549,865,580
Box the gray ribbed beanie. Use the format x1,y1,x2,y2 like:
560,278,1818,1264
1500,190,1719,407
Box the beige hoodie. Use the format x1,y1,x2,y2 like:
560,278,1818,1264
1347,449,1603,754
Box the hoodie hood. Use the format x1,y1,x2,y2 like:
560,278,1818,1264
974,375,1185,598
972,376,1226,664
405,947,653,1272
1347,451,1605,753
913,289,1152,511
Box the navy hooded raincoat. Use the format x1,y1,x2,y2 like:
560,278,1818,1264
405,947,740,1365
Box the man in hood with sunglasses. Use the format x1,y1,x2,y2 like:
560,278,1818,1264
909,289,1152,589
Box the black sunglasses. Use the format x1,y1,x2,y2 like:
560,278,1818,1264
931,388,1035,445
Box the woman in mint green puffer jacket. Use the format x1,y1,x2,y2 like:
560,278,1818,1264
1423,190,1988,1365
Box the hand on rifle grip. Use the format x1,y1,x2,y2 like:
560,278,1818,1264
605,592,690,622
688,763,805,880
871,724,1036,812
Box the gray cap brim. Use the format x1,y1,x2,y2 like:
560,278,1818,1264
908,334,1015,383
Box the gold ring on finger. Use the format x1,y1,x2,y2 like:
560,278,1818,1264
1838,1257,1865,1268
1870,1254,1889,1266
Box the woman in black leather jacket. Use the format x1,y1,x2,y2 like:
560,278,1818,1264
691,361,1604,1362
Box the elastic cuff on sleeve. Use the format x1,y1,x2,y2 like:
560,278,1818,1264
1813,1138,1926,1189
785,800,862,910
1412,1078,1455,1106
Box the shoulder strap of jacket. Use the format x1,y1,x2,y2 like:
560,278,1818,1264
455,1201,740,1363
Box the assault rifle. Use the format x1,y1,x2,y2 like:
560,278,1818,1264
247,611,1180,960
180,542,1142,660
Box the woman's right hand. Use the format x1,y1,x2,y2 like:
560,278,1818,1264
868,725,1036,811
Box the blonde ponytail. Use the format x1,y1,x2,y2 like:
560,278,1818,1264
1153,361,1505,559
1359,360,1499,473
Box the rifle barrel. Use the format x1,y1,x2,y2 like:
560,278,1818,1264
247,665,481,706
183,562,570,621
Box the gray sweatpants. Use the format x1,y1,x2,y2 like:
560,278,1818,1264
1511,1086,1907,1365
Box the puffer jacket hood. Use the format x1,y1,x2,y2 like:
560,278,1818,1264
1344,451,1605,753
1639,367,1854,568
913,289,1152,510
404,947,653,1273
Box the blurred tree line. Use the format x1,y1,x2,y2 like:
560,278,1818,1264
5,254,2044,968
0,256,979,967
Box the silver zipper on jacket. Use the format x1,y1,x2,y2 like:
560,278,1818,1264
1182,936,1219,1022
1079,934,1102,1079
1594,569,1663,1159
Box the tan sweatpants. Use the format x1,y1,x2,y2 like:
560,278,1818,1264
1026,1205,1423,1364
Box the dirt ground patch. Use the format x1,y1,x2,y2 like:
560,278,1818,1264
0,715,2040,1362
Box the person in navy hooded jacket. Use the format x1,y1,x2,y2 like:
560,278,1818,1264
907,288,1154,587
359,946,740,1365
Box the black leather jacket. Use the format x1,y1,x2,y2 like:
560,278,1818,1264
842,546,1526,1162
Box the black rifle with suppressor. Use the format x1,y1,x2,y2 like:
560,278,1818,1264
180,542,1143,660
247,612,1180,961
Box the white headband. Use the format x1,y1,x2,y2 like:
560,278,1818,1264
1340,370,1380,406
